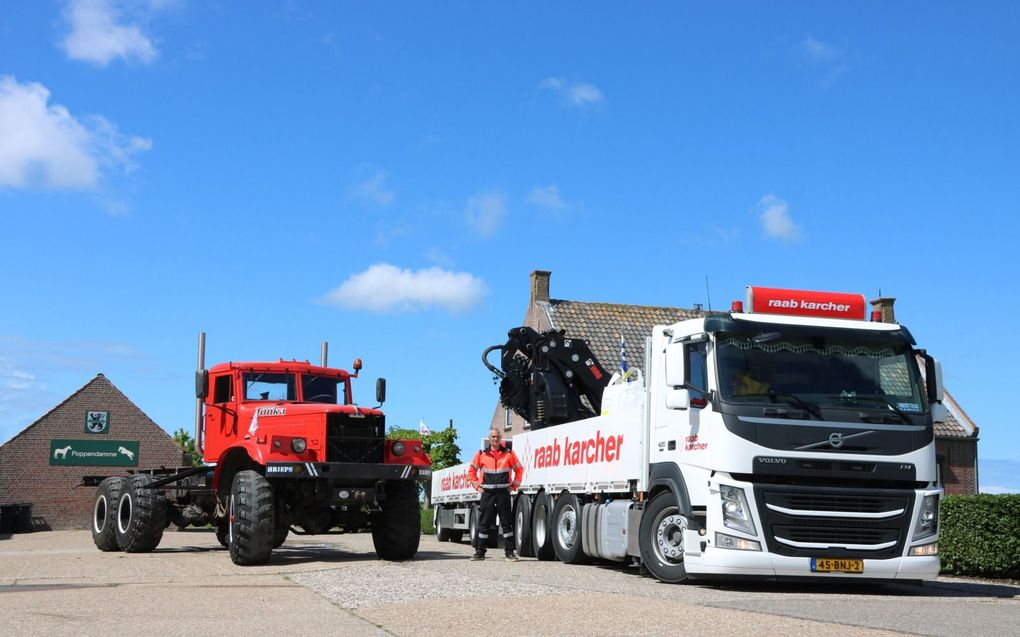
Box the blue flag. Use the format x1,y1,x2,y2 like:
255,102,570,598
620,334,628,374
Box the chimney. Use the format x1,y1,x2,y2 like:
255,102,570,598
530,270,551,304
870,296,897,324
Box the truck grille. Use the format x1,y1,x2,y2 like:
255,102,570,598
754,485,914,559
325,413,385,464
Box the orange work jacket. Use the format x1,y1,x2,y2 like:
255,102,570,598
467,444,524,492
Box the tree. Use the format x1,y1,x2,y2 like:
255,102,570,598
173,429,203,467
387,423,462,508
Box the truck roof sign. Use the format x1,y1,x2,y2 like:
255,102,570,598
745,286,867,320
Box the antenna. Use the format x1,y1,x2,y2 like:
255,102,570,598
705,275,713,312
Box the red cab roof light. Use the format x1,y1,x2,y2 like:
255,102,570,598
745,286,867,321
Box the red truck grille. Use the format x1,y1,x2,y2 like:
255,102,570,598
325,414,385,464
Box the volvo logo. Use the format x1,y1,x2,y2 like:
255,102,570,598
758,457,787,464
794,430,876,451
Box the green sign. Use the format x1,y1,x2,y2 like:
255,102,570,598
50,439,139,467
85,411,109,434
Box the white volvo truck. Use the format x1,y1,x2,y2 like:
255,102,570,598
432,286,945,583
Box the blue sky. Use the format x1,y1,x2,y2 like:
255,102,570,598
1,2,1017,492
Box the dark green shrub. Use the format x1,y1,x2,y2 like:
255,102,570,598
421,507,435,535
939,494,1020,578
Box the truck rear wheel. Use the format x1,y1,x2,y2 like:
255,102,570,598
552,492,590,564
514,493,534,557
372,480,420,561
92,477,125,551
115,474,167,553
228,470,274,565
638,491,689,583
435,506,453,542
468,503,479,547
531,492,556,561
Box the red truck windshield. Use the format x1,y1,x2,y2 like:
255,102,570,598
242,371,348,404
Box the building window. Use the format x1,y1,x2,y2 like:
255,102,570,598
503,407,512,431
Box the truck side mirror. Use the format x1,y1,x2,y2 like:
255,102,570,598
665,387,691,410
195,369,208,400
923,354,944,403
664,343,685,387
376,378,386,405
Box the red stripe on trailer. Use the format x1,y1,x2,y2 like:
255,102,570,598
745,286,867,320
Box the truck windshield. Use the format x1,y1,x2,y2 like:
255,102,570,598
243,372,296,401
301,374,346,404
716,332,927,413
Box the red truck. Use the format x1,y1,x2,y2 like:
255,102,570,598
90,334,430,565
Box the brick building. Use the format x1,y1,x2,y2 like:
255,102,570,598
0,374,185,530
491,270,979,494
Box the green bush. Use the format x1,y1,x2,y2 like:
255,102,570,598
421,507,435,535
939,494,1020,578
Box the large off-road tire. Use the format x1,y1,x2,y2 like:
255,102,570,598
115,474,167,553
531,491,556,561
638,491,690,583
92,477,125,551
273,525,289,549
514,493,534,557
552,492,590,564
228,470,275,565
435,506,453,542
372,481,421,561
216,520,229,548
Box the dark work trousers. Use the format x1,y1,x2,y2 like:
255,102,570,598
475,489,515,554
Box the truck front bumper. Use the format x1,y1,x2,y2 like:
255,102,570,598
685,545,940,581
265,461,430,482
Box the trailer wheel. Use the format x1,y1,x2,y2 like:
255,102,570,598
552,492,590,564
468,503,480,548
531,492,556,561
435,506,453,542
514,493,534,557
115,474,167,553
273,526,289,548
92,477,125,551
215,520,229,548
372,480,420,561
228,470,275,565
638,491,690,583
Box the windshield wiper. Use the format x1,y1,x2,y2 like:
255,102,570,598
829,394,911,423
767,390,822,420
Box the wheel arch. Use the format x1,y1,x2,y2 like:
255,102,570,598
647,462,692,515
214,446,262,494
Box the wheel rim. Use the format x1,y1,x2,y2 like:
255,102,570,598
652,506,686,564
534,503,547,545
515,506,524,540
93,494,107,533
117,492,132,534
557,503,578,549
228,494,236,545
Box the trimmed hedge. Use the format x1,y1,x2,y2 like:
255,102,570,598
421,507,435,535
939,494,1020,578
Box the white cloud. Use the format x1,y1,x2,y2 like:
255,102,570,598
354,170,395,206
755,194,801,243
540,77,604,107
321,263,487,313
60,0,159,66
527,185,568,213
800,35,838,61
465,191,506,237
799,36,850,87
0,76,152,190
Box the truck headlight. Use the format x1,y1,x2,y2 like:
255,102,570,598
391,441,406,456
913,494,939,540
720,484,757,536
290,438,307,453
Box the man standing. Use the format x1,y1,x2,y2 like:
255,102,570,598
466,427,524,561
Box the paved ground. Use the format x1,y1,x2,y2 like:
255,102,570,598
1,530,1017,636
